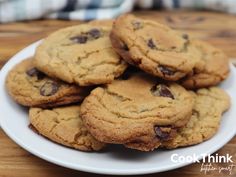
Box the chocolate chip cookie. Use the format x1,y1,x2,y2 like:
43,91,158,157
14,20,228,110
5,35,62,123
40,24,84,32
6,58,91,108
34,24,127,86
80,72,194,151
110,14,204,81
29,105,105,151
162,87,230,148
180,40,230,89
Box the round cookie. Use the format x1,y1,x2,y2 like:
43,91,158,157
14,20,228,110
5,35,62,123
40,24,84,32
29,105,105,151
110,14,204,81
6,58,91,108
162,87,230,149
180,40,230,89
80,72,194,151
34,24,127,86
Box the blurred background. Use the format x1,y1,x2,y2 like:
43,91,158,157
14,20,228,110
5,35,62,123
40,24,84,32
1,0,236,23
1,0,236,67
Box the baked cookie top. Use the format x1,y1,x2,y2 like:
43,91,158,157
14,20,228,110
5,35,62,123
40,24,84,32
80,72,194,151
6,58,90,108
34,24,127,86
181,40,230,89
162,87,230,148
110,14,204,81
29,105,105,151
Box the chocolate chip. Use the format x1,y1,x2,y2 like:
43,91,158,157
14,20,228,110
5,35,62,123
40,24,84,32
123,43,129,51
40,81,59,96
147,39,157,49
36,73,45,80
158,65,175,76
150,84,174,99
26,68,37,76
88,28,101,39
182,34,189,40
70,35,88,44
26,68,45,80
154,126,171,141
132,21,143,30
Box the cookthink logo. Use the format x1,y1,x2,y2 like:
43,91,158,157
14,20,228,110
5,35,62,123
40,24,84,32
171,153,235,175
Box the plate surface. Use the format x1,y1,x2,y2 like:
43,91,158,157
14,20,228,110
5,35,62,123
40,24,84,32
0,41,236,175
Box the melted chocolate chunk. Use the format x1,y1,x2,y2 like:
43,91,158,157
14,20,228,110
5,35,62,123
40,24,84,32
158,65,175,76
70,28,102,44
70,35,88,44
132,21,143,30
26,68,38,76
147,39,157,49
40,81,59,96
123,43,129,51
150,84,174,99
26,68,45,80
88,28,101,39
154,126,171,141
182,34,189,40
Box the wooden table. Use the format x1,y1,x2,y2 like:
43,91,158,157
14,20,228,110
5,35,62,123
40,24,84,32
0,11,235,177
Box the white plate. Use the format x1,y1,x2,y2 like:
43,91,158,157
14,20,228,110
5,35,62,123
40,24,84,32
0,41,236,175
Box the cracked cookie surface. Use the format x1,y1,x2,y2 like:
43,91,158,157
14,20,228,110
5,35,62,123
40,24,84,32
80,72,194,151
180,40,230,89
6,58,91,108
29,105,105,151
162,87,230,149
34,24,127,86
110,14,204,81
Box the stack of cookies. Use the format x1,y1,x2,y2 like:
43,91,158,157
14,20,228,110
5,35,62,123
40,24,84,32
6,14,231,152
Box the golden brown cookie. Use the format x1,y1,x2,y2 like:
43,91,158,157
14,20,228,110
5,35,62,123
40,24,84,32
110,14,204,81
29,105,106,151
180,40,230,89
6,58,91,108
162,87,230,149
34,24,127,86
80,72,194,151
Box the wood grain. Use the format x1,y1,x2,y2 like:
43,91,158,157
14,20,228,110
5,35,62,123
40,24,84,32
0,11,235,177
